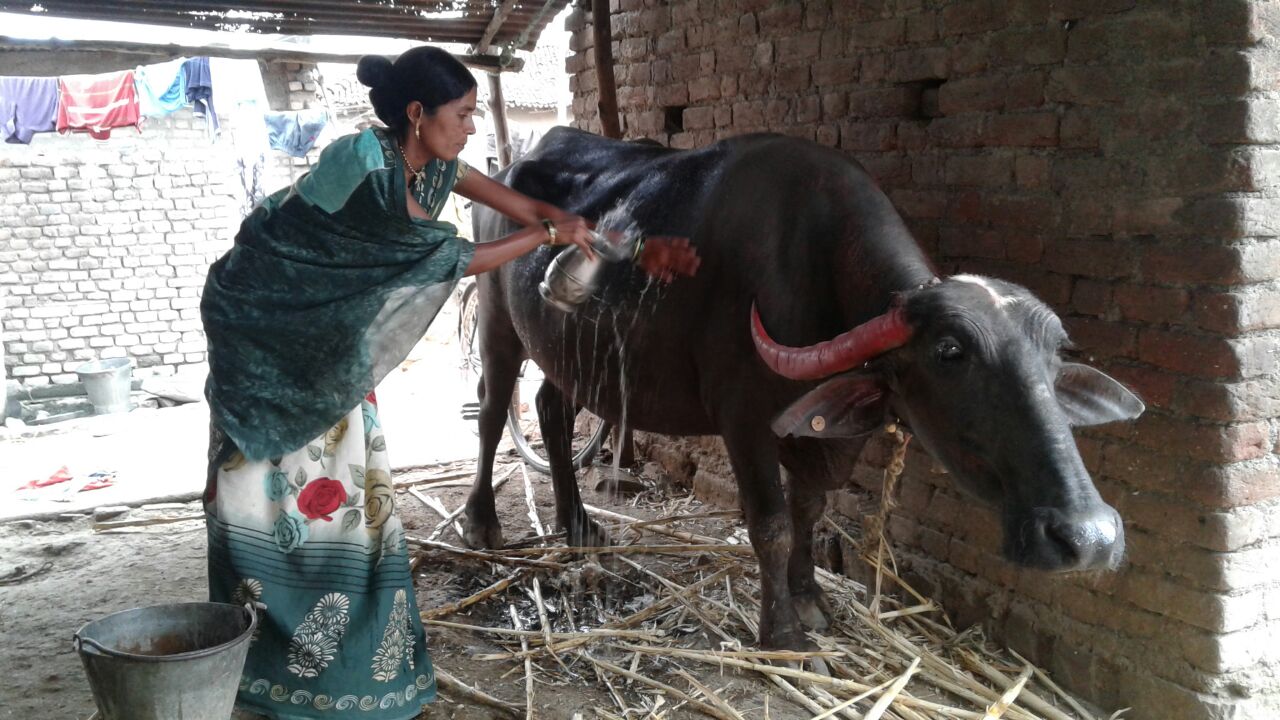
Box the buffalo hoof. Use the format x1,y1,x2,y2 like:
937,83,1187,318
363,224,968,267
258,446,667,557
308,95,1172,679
567,518,611,549
461,513,504,550
757,625,815,652
793,590,831,632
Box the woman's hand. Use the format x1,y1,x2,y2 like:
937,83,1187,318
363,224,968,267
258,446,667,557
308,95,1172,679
636,236,700,282
546,214,596,260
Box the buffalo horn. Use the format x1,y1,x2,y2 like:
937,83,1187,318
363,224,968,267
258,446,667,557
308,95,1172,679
751,303,913,380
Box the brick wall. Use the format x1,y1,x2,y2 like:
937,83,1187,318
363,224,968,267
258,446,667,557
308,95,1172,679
569,1,1280,717
0,59,337,390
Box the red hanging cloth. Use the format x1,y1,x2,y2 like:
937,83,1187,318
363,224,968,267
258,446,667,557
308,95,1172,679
56,70,141,140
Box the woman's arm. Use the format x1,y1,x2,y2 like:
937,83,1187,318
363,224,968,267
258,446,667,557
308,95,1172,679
404,184,593,275
463,225,551,276
454,169,568,227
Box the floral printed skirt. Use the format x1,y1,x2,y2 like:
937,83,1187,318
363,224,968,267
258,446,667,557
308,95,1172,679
205,393,434,720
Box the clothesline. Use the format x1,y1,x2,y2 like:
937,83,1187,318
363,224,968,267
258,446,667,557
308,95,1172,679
1,56,332,157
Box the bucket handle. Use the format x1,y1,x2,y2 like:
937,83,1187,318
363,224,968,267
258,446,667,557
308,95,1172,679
72,631,113,656
73,602,260,657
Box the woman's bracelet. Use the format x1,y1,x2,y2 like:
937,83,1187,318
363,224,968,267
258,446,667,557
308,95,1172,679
541,219,558,246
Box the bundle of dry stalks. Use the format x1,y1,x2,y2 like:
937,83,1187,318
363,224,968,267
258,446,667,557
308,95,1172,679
412,457,1120,720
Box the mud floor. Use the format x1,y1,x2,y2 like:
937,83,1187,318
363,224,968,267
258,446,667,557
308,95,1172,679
0,455,826,720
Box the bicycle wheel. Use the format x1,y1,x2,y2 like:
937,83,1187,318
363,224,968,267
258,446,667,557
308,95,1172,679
457,282,482,379
505,359,608,474
458,282,607,472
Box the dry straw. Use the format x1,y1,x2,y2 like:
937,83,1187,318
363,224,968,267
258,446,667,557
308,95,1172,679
412,443,1107,720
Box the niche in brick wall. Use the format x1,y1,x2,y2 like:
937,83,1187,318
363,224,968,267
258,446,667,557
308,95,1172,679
903,78,946,121
663,106,686,134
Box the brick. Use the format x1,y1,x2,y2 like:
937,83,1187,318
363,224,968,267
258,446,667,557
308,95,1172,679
682,106,714,130
944,155,1013,186
1193,289,1280,334
991,26,1068,66
940,0,1002,36
1051,0,1138,18
848,18,904,48
1063,317,1137,359
1005,234,1045,263
758,3,802,32
732,101,765,128
889,47,949,82
1013,156,1050,189
776,31,821,63
811,58,858,87
945,190,984,224
1133,414,1271,463
937,76,1007,115
1112,197,1184,235
860,52,888,83
1046,66,1128,106
1112,284,1188,325
1003,72,1047,110
773,64,812,93
715,45,754,73
1140,243,1245,285
984,194,1057,230
1200,0,1280,45
765,98,790,126
940,228,1005,260
847,86,917,118
904,13,937,44
928,116,985,148
984,113,1059,147
1137,329,1240,379
1175,377,1280,423
688,76,719,102
889,189,948,220
1200,99,1280,145
1071,278,1112,316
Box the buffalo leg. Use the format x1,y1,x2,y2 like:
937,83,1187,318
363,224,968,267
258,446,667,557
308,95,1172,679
721,422,809,649
535,380,609,546
462,300,522,550
779,438,862,631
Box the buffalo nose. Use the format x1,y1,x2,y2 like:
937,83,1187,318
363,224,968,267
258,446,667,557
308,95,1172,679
1029,506,1123,570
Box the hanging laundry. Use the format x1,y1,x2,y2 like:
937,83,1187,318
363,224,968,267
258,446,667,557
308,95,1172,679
56,70,141,140
182,56,218,135
0,75,59,144
210,58,271,215
209,57,268,114
264,109,329,157
134,57,188,117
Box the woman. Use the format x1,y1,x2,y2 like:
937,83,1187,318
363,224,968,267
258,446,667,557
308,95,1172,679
201,47,697,719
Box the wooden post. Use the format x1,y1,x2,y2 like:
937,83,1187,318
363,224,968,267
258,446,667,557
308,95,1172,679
591,0,622,139
487,72,513,168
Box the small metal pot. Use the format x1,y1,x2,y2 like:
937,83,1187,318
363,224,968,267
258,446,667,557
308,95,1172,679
538,230,636,312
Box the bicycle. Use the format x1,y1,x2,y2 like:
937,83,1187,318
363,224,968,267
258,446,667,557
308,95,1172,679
455,279,609,474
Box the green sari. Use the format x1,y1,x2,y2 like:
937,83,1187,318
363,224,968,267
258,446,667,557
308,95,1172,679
202,127,474,719
202,126,474,463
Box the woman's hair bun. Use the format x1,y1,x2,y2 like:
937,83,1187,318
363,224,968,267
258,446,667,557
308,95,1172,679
356,55,395,89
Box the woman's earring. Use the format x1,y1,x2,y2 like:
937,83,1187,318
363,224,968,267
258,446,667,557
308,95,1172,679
415,123,420,140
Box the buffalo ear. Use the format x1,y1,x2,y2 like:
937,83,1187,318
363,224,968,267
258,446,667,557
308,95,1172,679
1055,362,1146,426
771,371,888,439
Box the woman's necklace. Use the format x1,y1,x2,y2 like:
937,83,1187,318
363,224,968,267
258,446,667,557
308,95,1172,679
396,142,428,197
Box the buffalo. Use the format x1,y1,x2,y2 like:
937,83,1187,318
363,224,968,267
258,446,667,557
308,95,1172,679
462,128,1144,649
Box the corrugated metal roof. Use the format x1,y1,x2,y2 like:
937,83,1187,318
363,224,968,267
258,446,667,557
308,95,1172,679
0,0,569,53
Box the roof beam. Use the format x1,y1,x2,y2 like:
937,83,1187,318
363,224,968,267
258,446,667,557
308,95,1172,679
474,0,519,54
0,35,524,72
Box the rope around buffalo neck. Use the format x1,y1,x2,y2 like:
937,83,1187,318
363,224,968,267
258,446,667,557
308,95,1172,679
863,422,911,619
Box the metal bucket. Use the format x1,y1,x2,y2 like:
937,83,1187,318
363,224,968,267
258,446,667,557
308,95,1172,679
75,357,133,415
74,602,257,720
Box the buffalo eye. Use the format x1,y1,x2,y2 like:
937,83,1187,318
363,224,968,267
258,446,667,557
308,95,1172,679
935,337,964,362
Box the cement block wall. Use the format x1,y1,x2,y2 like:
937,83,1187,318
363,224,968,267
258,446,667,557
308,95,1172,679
0,53,334,390
568,1,1280,716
